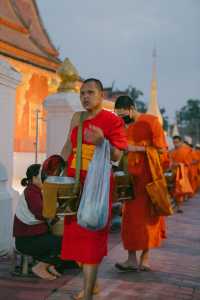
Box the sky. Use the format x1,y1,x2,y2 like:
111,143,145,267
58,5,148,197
37,0,199,122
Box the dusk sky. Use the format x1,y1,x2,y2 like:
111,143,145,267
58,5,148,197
37,0,199,121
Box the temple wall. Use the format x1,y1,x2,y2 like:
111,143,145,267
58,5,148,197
0,55,59,153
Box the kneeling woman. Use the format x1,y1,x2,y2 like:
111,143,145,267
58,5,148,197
13,164,62,280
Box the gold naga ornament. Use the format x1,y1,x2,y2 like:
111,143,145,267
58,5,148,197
57,58,80,93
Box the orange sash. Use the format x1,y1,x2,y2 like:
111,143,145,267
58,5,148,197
71,144,95,171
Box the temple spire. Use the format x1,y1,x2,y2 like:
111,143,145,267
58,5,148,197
147,47,163,124
172,123,180,137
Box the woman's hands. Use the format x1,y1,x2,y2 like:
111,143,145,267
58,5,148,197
127,145,145,152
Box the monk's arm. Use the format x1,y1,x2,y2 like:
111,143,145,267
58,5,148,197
110,144,123,162
128,145,167,153
60,112,80,162
60,138,72,162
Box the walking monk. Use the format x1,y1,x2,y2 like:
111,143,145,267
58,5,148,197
194,144,200,190
170,136,193,213
114,95,168,271
61,78,127,300
189,145,199,195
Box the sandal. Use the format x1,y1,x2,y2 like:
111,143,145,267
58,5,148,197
115,262,138,272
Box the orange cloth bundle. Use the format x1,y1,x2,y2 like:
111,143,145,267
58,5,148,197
146,147,173,217
174,164,193,197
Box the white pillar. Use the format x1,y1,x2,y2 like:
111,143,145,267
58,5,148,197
0,61,21,254
0,61,21,185
44,92,82,157
0,163,13,255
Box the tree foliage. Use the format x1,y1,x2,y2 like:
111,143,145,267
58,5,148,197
176,99,200,144
126,86,147,113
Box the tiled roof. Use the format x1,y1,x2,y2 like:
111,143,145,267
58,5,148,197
0,0,61,72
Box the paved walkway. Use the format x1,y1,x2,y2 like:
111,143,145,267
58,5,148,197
47,195,200,300
0,195,200,300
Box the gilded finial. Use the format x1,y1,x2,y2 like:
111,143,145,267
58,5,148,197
57,58,80,93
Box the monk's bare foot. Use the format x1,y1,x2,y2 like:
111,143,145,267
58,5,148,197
139,250,152,271
139,257,152,271
32,262,57,280
73,284,99,300
48,265,62,277
139,263,152,271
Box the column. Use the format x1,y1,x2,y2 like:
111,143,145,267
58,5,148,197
0,61,21,184
44,91,82,157
0,61,21,254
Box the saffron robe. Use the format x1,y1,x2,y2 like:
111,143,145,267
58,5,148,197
196,150,200,189
122,114,167,251
61,109,127,264
189,150,199,194
170,144,194,201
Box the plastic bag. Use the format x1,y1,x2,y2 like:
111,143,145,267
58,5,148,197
77,139,111,231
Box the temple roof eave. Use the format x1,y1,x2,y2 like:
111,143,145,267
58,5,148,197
31,0,59,56
10,0,59,57
0,40,61,73
0,0,61,71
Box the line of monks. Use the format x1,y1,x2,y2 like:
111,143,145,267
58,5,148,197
169,135,200,212
13,78,200,300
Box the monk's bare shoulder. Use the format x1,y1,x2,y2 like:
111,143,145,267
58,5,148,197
70,111,84,129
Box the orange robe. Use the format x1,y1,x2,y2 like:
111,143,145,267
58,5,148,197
189,150,199,194
170,144,193,201
170,144,193,166
61,109,127,264
122,114,167,251
196,150,200,189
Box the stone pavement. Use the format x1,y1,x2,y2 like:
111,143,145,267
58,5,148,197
0,195,200,300
47,195,200,300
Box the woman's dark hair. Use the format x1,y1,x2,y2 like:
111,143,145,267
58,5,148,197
21,164,41,187
114,95,136,110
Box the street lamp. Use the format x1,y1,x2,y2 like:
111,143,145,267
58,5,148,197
34,109,40,164
34,109,46,164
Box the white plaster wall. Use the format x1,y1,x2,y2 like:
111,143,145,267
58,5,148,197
44,92,82,157
0,61,21,254
13,152,46,193
0,61,21,185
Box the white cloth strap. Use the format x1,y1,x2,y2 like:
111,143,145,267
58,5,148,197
15,192,44,225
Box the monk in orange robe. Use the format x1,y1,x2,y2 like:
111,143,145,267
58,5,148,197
189,147,199,194
170,136,193,212
61,79,127,300
194,144,200,190
114,95,167,271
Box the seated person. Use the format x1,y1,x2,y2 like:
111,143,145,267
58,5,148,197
13,163,63,280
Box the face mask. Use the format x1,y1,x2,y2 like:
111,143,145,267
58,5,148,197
122,115,132,124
